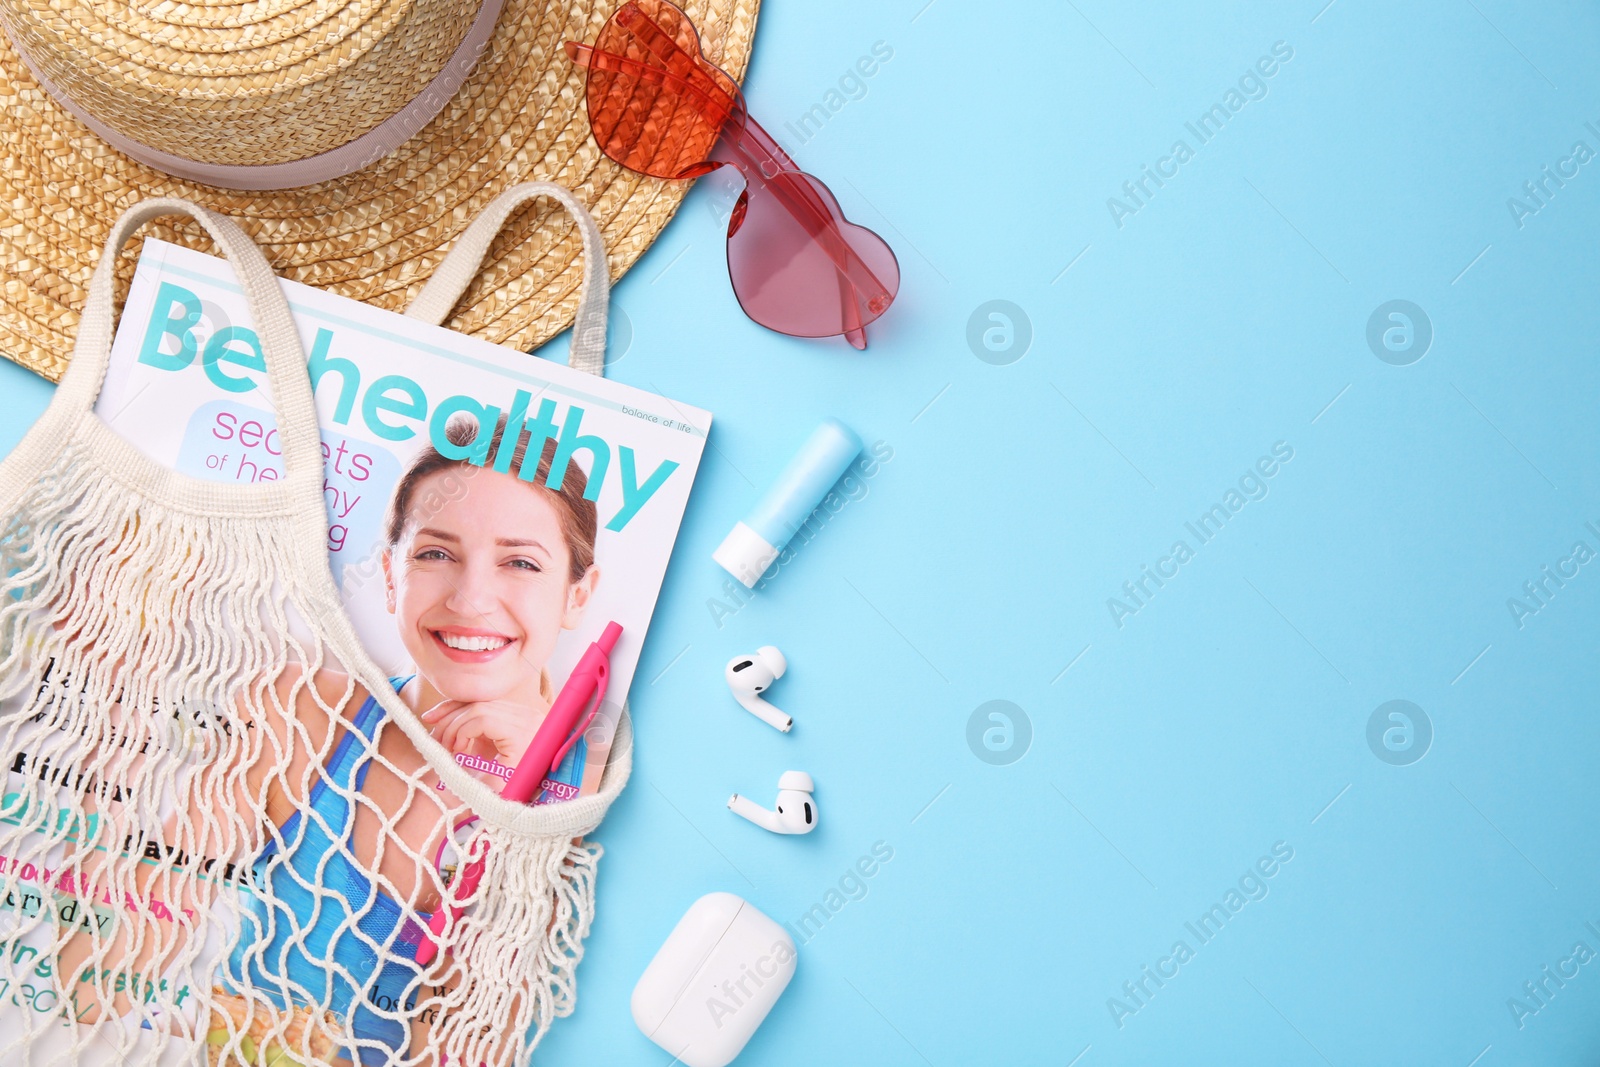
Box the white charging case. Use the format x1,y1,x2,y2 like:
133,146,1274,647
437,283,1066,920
631,892,797,1067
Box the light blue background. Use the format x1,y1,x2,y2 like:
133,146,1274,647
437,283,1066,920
5,0,1600,1062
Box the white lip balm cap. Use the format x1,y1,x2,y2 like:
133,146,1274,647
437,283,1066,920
712,521,780,589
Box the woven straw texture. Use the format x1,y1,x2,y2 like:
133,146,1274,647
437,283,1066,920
7,0,480,164
0,0,759,382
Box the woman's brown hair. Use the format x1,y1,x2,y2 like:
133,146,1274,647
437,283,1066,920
384,414,597,581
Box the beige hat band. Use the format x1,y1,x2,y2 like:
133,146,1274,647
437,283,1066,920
1,0,505,191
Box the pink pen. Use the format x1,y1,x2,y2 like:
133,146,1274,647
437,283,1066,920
416,621,621,965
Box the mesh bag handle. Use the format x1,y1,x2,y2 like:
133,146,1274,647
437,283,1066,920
56,198,326,487
389,180,635,838
406,182,611,375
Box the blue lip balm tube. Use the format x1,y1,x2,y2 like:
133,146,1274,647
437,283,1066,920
713,417,863,588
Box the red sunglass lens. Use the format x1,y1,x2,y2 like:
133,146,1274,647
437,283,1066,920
724,170,900,339
584,1,735,180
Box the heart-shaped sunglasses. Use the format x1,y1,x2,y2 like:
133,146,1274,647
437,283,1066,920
566,0,900,349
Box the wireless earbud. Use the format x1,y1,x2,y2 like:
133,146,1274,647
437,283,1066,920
728,771,817,835
725,646,792,732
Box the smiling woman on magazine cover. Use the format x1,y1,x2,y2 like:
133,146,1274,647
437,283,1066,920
385,414,602,795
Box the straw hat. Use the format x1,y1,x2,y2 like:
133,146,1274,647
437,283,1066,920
0,0,759,381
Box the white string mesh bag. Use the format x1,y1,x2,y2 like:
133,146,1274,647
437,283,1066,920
0,186,631,1067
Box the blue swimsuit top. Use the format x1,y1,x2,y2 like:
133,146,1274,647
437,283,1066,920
226,679,429,1065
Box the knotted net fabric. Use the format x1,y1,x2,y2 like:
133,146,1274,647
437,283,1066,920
0,190,630,1067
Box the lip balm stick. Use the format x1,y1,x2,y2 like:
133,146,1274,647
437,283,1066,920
713,417,863,589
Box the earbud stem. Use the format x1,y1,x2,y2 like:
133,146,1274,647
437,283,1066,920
728,793,784,832
739,696,792,732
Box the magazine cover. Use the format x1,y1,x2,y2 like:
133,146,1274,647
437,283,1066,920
98,239,709,801
0,238,709,1061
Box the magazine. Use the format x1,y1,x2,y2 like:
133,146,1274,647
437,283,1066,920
96,238,710,801
0,237,709,1060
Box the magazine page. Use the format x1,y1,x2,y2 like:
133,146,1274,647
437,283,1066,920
0,237,709,1062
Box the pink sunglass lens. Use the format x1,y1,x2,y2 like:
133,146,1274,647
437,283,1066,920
723,169,900,341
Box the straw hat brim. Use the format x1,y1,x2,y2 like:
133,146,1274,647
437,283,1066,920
0,0,759,382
